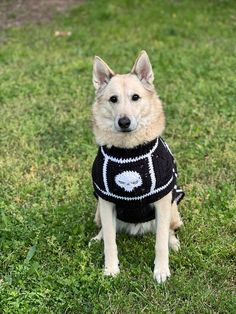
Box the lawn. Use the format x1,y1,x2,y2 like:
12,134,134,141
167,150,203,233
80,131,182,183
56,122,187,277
0,0,235,313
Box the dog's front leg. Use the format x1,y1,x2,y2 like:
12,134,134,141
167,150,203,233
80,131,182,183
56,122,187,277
99,197,119,276
153,192,172,283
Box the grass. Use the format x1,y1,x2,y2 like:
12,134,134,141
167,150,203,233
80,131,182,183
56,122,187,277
0,0,235,312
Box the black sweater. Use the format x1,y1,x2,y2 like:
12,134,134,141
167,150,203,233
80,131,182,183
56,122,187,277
92,137,184,223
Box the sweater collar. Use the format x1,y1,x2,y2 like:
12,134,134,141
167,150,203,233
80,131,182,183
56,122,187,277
101,137,159,160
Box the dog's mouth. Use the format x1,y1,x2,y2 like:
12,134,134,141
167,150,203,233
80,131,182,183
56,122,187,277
119,128,133,133
115,126,138,134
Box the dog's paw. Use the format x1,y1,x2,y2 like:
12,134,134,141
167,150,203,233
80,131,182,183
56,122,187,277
104,265,120,277
88,230,103,247
153,266,170,283
169,234,180,252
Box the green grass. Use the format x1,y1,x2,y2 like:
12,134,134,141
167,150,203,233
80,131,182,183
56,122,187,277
0,0,235,312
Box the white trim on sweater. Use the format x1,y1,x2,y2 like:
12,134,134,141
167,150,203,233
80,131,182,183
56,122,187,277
94,175,174,201
103,155,109,193
100,138,159,164
148,154,156,192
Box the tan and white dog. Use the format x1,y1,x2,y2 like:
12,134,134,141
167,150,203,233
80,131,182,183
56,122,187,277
91,51,183,283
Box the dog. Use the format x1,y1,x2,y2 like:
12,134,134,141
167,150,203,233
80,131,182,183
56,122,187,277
90,51,184,283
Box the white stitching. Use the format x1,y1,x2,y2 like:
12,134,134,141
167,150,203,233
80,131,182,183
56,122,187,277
103,156,109,193
94,175,174,201
148,154,156,192
101,138,159,164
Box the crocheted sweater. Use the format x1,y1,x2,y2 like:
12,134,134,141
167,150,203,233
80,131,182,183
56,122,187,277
92,137,184,223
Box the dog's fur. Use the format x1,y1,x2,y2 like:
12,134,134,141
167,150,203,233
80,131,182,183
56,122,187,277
91,51,183,283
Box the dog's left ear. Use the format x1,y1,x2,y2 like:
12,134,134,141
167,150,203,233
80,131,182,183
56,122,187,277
131,50,154,86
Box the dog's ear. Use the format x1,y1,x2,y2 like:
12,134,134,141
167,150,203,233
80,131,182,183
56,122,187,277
93,56,115,91
131,51,154,86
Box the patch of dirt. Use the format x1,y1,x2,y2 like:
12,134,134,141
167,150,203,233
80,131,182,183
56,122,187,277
0,0,82,30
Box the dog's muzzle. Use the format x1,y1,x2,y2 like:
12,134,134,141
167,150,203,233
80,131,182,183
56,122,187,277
115,116,137,132
118,117,131,130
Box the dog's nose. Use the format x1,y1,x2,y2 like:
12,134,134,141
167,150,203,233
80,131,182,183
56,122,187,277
118,116,131,129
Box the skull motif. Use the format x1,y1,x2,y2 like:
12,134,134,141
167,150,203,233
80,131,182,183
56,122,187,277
115,171,142,192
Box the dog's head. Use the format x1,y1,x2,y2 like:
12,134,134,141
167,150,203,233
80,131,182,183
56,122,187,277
92,51,165,148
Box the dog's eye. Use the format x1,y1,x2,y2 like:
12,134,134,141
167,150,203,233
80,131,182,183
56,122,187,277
132,94,140,101
109,96,118,103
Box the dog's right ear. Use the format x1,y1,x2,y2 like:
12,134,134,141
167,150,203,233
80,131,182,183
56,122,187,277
93,56,115,91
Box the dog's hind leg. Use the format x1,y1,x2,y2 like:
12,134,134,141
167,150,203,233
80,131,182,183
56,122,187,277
89,202,103,247
169,229,180,251
168,202,183,251
95,201,101,227
170,201,183,230
89,228,103,247
89,229,103,246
